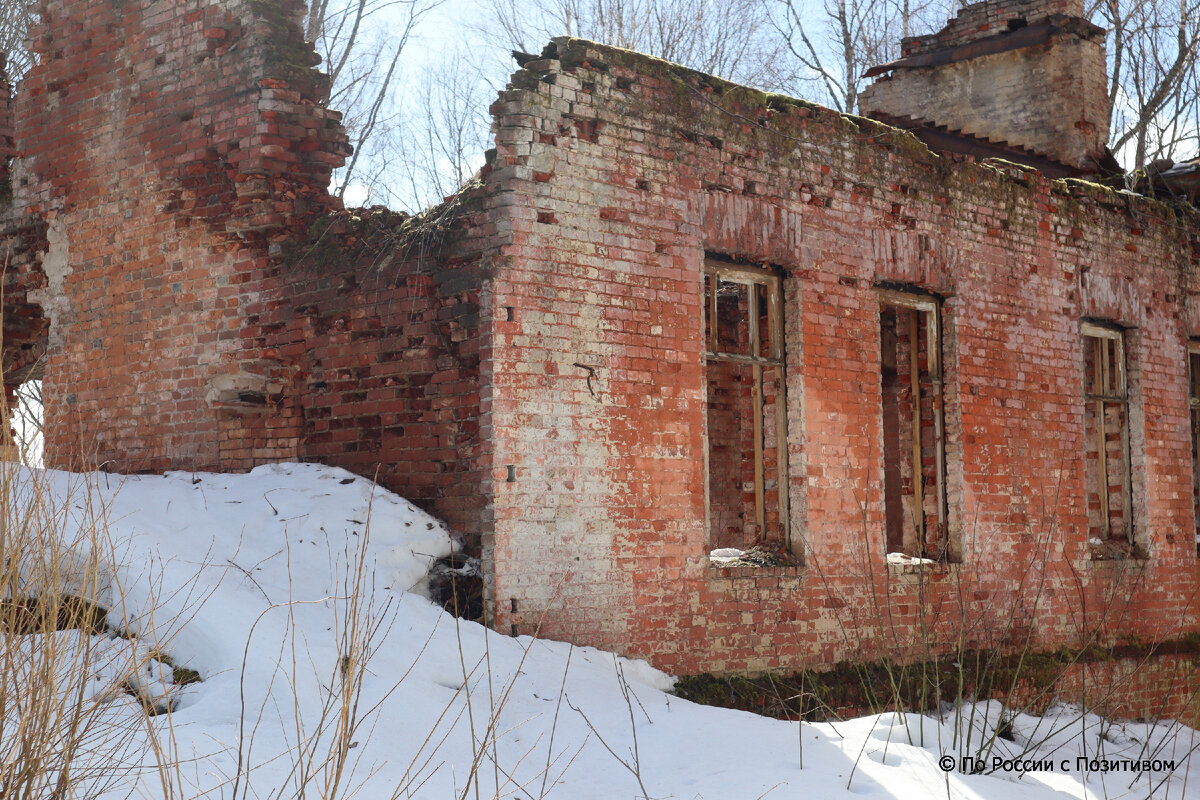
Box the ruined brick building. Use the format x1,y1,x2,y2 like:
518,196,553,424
2,0,1200,718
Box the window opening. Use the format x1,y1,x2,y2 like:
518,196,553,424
1082,323,1132,550
878,290,946,559
703,261,790,558
3,379,43,468
1188,341,1200,556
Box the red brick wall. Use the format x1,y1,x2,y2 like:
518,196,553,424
263,201,498,541
0,54,48,394
1050,654,1200,726
3,0,494,536
8,0,346,470
484,40,1200,685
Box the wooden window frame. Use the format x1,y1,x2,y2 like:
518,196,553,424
703,259,791,554
1188,339,1200,557
876,288,948,557
1082,322,1133,548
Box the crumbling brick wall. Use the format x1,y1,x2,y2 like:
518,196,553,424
4,0,1199,714
482,39,1200,682
899,0,1086,56
5,0,347,470
2,0,492,536
262,196,499,541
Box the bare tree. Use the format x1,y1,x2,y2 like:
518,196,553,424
774,0,889,113
0,1,33,81
483,0,788,89
305,0,443,201
773,0,1198,164
770,0,950,113
1094,0,1200,169
391,47,493,208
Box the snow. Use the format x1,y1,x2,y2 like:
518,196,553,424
8,463,1200,799
709,547,745,564
887,552,938,566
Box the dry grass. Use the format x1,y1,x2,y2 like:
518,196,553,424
0,461,161,798
0,436,596,800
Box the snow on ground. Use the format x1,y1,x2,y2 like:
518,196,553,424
9,463,1200,799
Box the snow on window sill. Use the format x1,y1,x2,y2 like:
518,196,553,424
707,547,802,576
1085,537,1149,563
886,552,958,577
886,552,936,566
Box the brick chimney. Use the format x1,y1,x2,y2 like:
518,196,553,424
859,0,1113,174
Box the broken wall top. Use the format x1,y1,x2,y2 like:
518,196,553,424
498,36,1192,271
13,0,350,241
0,0,352,468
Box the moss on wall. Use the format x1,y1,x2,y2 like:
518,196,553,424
674,638,1200,721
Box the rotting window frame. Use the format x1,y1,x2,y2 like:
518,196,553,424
876,287,949,559
702,258,792,556
1187,339,1200,557
1081,321,1134,550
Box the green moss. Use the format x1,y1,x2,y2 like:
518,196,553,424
758,91,823,112
674,639,1200,722
526,36,1200,247
283,175,489,275
149,651,203,686
1056,176,1200,235
286,214,351,272
548,37,901,154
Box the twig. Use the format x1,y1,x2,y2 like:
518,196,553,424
566,660,652,799
226,560,271,603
